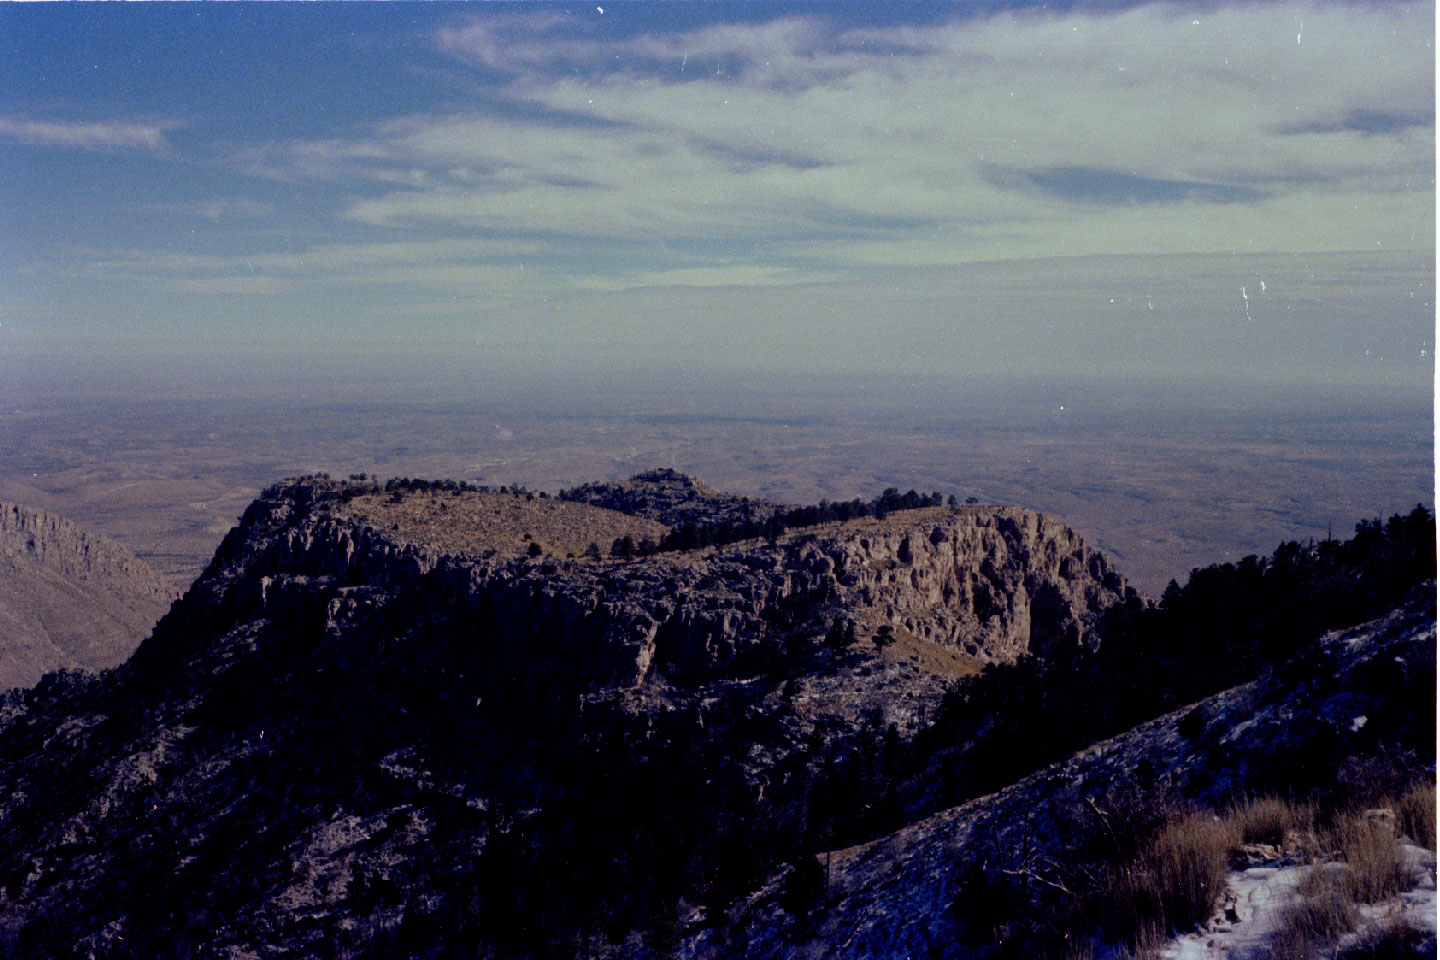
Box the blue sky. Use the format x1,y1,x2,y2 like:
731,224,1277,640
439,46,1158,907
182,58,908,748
0,1,1432,391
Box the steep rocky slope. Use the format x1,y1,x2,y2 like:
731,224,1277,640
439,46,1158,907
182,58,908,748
0,476,1125,958
691,586,1436,959
0,501,174,689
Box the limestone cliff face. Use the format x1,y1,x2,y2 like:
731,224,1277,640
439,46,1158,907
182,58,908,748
0,502,174,689
177,484,1125,692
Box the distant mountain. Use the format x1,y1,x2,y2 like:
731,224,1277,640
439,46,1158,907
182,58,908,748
0,501,174,689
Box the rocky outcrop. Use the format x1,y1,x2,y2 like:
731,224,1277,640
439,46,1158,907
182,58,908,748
177,481,1125,689
0,474,1430,960
0,501,175,689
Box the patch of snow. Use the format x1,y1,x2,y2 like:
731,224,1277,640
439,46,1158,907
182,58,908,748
1157,842,1437,959
1158,862,1312,958
1218,717,1257,744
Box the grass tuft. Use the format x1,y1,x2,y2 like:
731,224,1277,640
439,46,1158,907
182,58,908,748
1229,795,1310,847
1146,813,1240,931
1333,814,1408,904
1272,875,1358,960
1395,781,1435,850
1094,812,1239,943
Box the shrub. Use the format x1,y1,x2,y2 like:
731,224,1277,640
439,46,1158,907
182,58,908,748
1177,709,1206,741
825,620,857,651
778,856,826,917
1337,917,1431,959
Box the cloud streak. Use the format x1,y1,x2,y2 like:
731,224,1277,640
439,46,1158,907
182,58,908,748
0,117,174,151
992,165,1269,206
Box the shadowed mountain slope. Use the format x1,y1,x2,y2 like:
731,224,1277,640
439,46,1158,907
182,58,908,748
687,586,1436,958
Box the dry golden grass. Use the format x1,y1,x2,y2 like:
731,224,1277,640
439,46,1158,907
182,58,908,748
1267,780,1434,960
984,782,1427,960
1272,876,1358,960
1229,795,1313,846
1333,814,1408,904
1145,813,1241,930
337,490,669,561
879,625,986,679
1396,781,1435,849
1094,812,1240,944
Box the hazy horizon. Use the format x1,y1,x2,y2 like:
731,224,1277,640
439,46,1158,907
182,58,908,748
0,0,1432,596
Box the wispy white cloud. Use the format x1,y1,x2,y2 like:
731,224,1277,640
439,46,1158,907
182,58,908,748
323,1,1435,293
76,238,552,299
58,2,1435,308
434,12,582,72
166,275,295,295
0,117,174,151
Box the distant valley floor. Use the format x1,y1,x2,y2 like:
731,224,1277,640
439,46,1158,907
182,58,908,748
0,382,1430,595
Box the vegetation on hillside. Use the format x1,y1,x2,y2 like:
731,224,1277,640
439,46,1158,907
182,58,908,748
616,487,952,557
962,778,1438,960
905,505,1436,814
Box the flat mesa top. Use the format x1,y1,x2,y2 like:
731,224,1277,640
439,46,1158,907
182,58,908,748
333,489,668,561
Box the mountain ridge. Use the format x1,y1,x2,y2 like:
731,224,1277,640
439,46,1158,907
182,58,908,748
689,583,1437,958
0,473,1126,957
0,473,1430,959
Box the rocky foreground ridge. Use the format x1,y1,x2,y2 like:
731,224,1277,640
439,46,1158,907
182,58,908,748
0,501,174,689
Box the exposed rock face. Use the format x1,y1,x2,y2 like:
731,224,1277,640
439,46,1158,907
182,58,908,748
193,482,1124,687
0,501,174,689
690,586,1438,959
559,467,784,528
0,476,1127,958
